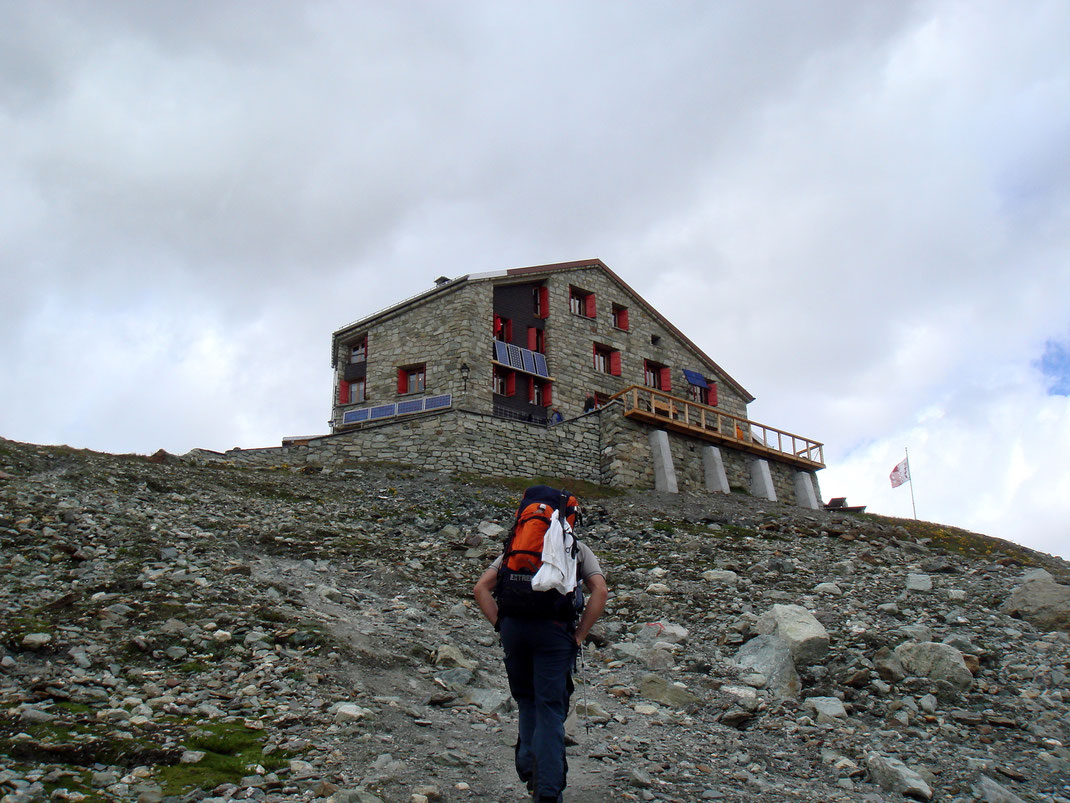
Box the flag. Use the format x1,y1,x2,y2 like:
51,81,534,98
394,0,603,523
889,458,910,488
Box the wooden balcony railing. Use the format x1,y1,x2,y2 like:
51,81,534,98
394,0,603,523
607,385,825,469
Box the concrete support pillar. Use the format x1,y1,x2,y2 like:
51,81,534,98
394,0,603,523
750,459,776,501
648,430,678,493
794,471,819,509
702,446,731,494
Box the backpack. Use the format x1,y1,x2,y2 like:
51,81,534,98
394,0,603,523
494,485,584,623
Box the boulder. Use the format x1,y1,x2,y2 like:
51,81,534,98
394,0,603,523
999,579,1070,632
865,753,933,800
638,674,703,710
894,642,973,690
755,604,829,664
735,635,800,699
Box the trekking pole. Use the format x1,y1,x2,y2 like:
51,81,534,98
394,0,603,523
579,643,591,735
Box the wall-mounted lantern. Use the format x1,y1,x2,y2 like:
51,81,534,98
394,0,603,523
460,363,470,393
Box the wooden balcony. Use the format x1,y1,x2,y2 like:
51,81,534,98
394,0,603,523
608,385,825,470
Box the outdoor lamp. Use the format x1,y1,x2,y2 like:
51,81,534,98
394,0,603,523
460,362,470,392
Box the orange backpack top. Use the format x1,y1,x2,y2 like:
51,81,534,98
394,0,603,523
503,496,579,573
495,485,582,622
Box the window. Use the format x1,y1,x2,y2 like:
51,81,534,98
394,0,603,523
569,285,596,318
593,343,622,376
527,327,545,353
612,304,629,331
493,315,512,342
644,359,671,391
650,334,661,346
397,364,426,395
350,377,366,404
684,370,717,406
533,286,549,319
339,378,366,405
350,336,367,363
493,367,516,396
529,379,552,406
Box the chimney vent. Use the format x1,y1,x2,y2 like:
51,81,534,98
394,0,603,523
434,276,450,286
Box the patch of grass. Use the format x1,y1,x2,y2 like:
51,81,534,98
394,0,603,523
863,514,1045,564
157,721,290,796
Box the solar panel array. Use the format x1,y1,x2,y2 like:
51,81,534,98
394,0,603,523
342,393,452,426
493,341,551,378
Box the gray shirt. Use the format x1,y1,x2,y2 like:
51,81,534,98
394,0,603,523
490,540,604,582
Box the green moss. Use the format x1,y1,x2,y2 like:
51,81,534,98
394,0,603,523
157,721,290,796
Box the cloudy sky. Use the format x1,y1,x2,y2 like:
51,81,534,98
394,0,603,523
2,1,1068,558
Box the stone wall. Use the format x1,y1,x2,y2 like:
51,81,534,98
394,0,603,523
201,407,603,484
538,266,751,421
331,283,493,430
202,403,821,507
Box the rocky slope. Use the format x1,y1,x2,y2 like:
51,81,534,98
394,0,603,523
1,436,1068,803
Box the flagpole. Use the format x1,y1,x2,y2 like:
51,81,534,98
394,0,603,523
905,448,917,520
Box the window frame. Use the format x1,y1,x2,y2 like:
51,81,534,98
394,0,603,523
397,363,427,395
611,304,629,331
350,336,367,363
569,285,596,319
593,343,621,376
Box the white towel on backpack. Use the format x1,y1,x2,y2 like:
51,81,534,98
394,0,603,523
531,510,577,595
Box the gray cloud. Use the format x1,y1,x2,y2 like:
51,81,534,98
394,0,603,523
2,1,1069,556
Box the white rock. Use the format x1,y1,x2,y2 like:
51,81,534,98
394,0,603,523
894,641,973,690
334,703,374,723
756,604,830,664
636,621,688,644
865,753,933,800
804,696,847,719
906,574,933,592
702,569,739,586
645,583,671,595
21,633,52,649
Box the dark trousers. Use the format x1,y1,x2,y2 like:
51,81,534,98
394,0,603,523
500,617,577,802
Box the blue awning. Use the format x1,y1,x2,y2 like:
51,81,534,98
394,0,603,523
683,369,708,388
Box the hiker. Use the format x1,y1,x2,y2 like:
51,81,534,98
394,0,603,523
473,486,608,803
583,394,596,412
549,407,564,425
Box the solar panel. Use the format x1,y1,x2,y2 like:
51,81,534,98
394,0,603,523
683,369,708,388
494,341,509,364
506,344,523,370
533,352,549,377
522,349,536,374
397,399,423,415
343,408,370,425
370,404,396,420
425,394,451,410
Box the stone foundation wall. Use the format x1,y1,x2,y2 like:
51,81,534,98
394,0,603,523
193,405,821,505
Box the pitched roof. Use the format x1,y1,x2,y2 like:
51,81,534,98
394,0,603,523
332,259,754,402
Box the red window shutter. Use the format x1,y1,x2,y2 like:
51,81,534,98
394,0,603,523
506,372,516,397
610,350,621,376
660,367,671,391
397,369,408,394
338,380,350,405
543,382,552,406
710,383,718,406
527,377,535,403
618,307,629,329
493,315,502,338
585,293,596,318
528,327,537,351
538,287,549,318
